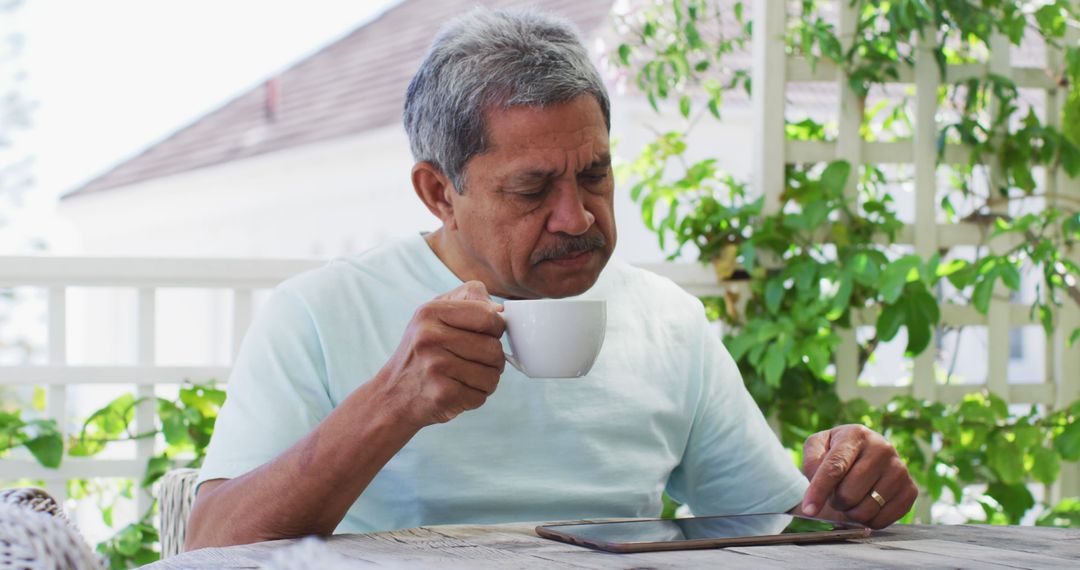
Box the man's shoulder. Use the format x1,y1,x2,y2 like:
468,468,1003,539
277,235,428,298
601,259,705,321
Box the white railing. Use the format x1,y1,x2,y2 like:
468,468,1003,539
0,255,720,515
0,256,323,514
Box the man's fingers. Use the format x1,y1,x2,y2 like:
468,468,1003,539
842,460,918,529
867,472,919,529
430,351,502,395
802,436,860,516
415,300,505,337
441,328,507,370
802,430,830,480
829,446,892,511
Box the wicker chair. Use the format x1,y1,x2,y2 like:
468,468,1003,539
0,488,103,570
158,468,200,559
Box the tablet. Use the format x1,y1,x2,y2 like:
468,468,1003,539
535,513,871,553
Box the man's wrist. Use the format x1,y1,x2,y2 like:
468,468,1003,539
347,371,424,439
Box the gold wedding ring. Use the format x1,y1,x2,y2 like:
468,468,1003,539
870,489,887,508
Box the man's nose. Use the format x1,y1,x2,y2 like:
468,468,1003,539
545,183,595,236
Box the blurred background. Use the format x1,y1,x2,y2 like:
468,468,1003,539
2,0,1079,566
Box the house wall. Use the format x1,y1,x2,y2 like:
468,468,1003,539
57,97,757,262
54,96,757,369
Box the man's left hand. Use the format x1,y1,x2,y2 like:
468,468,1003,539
797,424,918,529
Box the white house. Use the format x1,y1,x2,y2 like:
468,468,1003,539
53,0,1039,393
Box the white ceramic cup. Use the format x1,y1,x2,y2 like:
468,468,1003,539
501,299,606,378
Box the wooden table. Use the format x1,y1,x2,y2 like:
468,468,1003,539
143,521,1080,569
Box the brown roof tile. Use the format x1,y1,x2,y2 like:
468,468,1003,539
65,0,616,198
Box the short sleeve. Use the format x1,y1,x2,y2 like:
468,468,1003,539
198,286,334,486
665,314,808,515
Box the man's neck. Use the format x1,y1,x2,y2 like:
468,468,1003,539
423,229,499,296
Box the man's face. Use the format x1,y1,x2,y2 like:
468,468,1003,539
442,95,616,299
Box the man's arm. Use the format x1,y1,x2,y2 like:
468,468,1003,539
184,281,505,550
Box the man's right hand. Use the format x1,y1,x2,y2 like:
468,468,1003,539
374,280,506,427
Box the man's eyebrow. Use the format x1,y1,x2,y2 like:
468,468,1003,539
584,154,612,170
505,169,559,186
504,154,612,186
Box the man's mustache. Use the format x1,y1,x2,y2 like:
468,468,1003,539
530,233,607,265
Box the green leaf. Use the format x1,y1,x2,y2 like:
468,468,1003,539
791,262,817,293
679,95,691,119
935,258,968,278
24,433,63,469
985,482,1035,524
724,333,755,362
819,161,852,197
765,279,785,315
849,252,880,286
880,255,921,304
999,263,1021,291
904,292,933,356
972,269,999,314
1037,498,1080,527
988,434,1024,485
763,342,786,387
1069,327,1080,347
1031,447,1061,485
1054,421,1080,461
877,302,904,342
142,455,172,488
116,524,145,557
739,241,756,272
828,274,854,319
618,43,632,66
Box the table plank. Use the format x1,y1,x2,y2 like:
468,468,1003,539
870,538,1079,569
725,541,1020,569
868,523,1080,558
142,523,1080,569
326,526,589,569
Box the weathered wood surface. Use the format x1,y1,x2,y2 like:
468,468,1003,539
141,522,1080,569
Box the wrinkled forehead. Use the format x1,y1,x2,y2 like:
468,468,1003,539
484,98,609,154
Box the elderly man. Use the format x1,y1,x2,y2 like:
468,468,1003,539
185,8,916,550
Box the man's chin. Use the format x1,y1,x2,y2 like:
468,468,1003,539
531,250,608,298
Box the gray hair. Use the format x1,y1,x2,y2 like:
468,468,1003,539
403,7,611,193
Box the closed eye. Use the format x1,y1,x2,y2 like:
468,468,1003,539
579,171,610,192
508,185,549,199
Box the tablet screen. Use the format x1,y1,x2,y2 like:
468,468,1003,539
542,514,836,544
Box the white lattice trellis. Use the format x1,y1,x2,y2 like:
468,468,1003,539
751,1,1080,507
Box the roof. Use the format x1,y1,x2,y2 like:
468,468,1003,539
65,0,616,199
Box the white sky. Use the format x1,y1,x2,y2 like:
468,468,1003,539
6,0,399,246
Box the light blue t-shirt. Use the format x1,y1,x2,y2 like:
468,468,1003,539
199,234,807,533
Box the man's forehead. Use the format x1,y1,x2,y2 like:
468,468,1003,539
501,151,613,182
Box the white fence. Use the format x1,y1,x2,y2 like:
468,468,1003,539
0,256,726,516
752,2,1080,501
0,256,322,514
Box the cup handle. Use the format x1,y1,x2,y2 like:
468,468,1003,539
497,312,525,373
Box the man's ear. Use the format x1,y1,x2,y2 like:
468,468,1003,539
412,162,459,229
